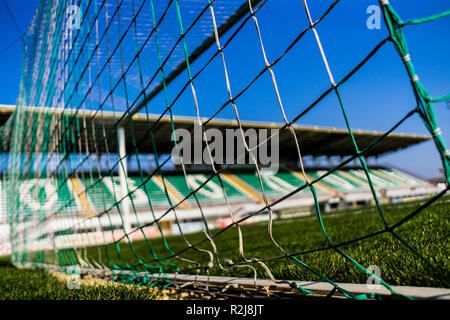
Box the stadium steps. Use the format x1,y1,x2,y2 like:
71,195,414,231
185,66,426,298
313,170,362,193
371,169,407,186
131,176,174,207
349,169,396,189
185,174,251,204
97,176,176,211
381,168,429,186
335,170,369,189
220,173,264,204
265,172,308,197
85,177,116,212
164,175,217,205
238,172,312,199
233,173,281,199
291,171,340,196
152,175,192,210
69,178,95,218
213,174,252,203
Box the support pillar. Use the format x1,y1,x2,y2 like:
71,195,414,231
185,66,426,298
117,127,131,236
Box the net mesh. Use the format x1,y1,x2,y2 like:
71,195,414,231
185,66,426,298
1,0,449,299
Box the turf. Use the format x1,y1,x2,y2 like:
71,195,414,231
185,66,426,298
96,196,450,288
10,196,450,291
0,256,159,300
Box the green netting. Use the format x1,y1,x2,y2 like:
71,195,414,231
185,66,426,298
0,0,449,300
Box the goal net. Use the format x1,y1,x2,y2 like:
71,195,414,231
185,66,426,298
1,0,449,299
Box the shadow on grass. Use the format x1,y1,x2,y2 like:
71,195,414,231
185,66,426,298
0,256,13,268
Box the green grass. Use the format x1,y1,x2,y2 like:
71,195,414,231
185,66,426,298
95,196,449,288
12,196,450,292
0,256,159,300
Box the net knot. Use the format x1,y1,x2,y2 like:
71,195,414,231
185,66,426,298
402,54,411,63
224,258,233,266
432,128,442,138
411,75,419,83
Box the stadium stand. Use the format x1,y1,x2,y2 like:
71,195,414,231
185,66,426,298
0,111,442,254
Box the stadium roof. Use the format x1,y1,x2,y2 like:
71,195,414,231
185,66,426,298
0,104,430,158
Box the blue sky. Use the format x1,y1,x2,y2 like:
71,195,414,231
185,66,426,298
0,0,449,178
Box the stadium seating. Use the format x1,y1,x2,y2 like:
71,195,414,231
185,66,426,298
0,167,436,218
0,166,441,254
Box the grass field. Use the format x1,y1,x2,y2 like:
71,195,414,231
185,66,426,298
95,196,449,288
3,196,449,300
0,256,160,299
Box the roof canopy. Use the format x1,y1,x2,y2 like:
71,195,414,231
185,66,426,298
0,105,430,160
